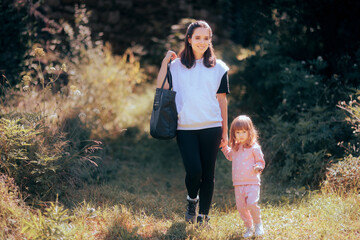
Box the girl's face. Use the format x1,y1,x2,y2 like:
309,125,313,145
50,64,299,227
188,27,211,60
235,129,249,144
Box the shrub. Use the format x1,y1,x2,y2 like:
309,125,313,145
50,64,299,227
0,112,101,202
322,92,360,193
237,54,350,187
56,4,147,137
322,155,360,193
67,43,146,137
0,173,29,239
337,93,360,155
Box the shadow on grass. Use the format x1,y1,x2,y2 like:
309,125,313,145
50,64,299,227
162,221,187,239
104,221,187,240
104,225,141,240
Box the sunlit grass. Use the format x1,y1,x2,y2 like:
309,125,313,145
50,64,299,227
52,151,360,240
42,184,360,239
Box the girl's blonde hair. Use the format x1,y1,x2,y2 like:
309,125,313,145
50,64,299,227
229,115,258,151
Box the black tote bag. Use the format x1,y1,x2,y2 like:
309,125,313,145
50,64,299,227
150,63,178,139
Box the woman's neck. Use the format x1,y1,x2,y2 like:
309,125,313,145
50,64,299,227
193,52,204,60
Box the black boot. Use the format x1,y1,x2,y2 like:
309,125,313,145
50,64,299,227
185,196,199,223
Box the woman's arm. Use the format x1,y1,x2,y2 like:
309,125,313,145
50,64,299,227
217,93,228,148
156,50,177,89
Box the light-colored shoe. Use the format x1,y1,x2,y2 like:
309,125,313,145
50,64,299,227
255,223,264,237
243,226,254,238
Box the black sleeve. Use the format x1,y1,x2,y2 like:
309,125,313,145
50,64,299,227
217,71,230,94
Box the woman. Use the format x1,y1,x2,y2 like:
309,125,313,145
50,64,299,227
156,20,229,225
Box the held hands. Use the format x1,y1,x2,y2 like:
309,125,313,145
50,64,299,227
219,132,228,149
221,147,232,161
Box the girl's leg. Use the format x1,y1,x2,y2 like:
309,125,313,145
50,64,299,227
245,185,261,225
235,186,253,228
176,130,202,199
197,127,222,215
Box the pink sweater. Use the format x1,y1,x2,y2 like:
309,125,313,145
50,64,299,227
222,143,265,186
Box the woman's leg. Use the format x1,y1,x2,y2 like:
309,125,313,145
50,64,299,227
176,130,202,199
197,127,222,215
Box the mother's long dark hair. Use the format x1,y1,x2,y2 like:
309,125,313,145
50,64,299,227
179,20,216,69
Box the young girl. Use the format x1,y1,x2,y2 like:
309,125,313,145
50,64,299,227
156,20,230,225
221,115,265,238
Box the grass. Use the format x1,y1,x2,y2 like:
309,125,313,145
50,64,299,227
50,161,360,239
37,134,359,240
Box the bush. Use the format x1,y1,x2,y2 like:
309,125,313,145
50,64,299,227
224,1,360,188
322,92,360,193
67,43,146,137
56,4,147,137
322,155,360,193
234,53,351,187
0,112,101,202
0,3,148,202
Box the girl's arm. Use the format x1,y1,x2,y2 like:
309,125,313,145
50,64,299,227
221,146,232,161
217,93,228,148
253,146,265,173
156,50,177,89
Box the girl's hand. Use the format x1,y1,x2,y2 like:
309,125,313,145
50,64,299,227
163,50,177,64
253,165,263,173
221,146,232,161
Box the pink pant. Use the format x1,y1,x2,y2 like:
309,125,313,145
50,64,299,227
234,185,261,228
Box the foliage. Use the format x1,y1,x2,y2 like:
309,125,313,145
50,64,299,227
22,196,74,240
224,0,360,187
233,53,351,186
59,5,147,138
0,40,102,201
0,112,101,202
0,3,149,203
0,173,29,239
322,155,360,194
322,92,360,193
68,44,146,137
337,92,360,155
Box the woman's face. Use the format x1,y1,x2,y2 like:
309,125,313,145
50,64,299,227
188,27,211,59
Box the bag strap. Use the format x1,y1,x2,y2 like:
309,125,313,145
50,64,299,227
160,62,172,90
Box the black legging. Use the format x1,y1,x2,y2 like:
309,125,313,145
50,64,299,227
176,127,222,215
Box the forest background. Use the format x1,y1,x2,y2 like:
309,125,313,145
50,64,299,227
1,0,359,239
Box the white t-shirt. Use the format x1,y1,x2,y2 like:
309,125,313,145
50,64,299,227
170,58,229,130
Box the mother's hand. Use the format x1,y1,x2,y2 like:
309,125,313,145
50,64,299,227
163,50,177,64
219,132,228,148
